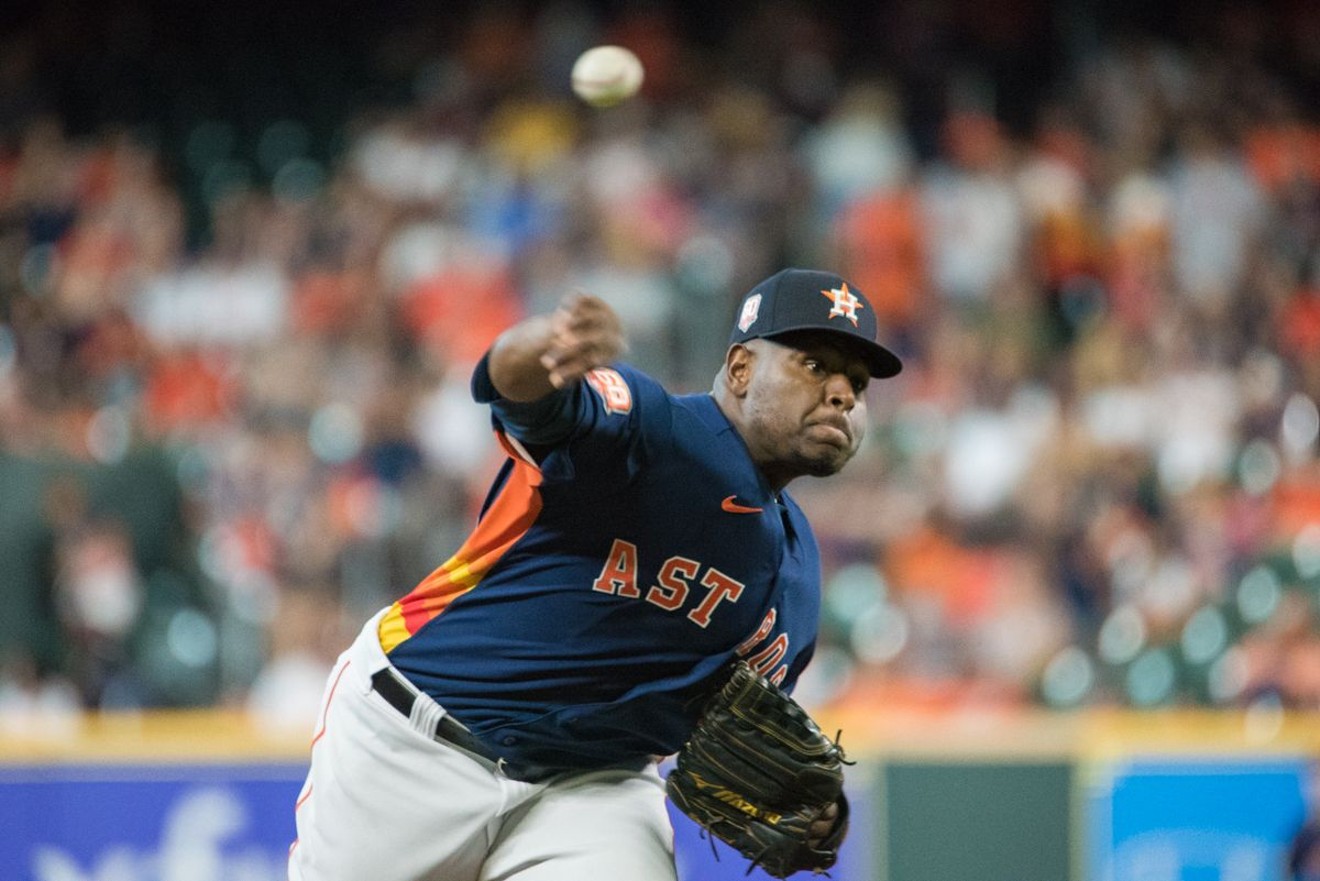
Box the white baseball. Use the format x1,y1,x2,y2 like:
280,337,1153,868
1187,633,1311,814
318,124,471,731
571,45,644,108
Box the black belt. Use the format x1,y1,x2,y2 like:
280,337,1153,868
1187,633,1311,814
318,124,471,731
369,668,561,783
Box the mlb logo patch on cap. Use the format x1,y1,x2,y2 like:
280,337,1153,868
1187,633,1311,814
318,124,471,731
737,293,762,333
729,269,903,378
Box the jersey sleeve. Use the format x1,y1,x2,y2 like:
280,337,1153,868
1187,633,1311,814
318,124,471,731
470,354,582,446
470,354,672,486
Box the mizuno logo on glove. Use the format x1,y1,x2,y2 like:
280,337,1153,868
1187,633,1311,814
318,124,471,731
685,771,783,824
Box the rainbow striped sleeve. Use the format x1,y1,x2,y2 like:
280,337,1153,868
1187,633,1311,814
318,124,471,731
378,438,543,653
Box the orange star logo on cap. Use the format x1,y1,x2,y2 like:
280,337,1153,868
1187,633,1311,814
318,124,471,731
821,283,863,327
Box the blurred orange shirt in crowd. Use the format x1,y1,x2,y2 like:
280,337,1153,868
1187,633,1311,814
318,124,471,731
834,189,924,329
1279,287,1320,358
401,267,523,367
1272,466,1320,539
143,350,235,434
1245,123,1320,191
884,522,995,627
290,269,375,336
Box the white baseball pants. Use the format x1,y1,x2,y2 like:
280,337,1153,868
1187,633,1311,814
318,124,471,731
287,611,678,881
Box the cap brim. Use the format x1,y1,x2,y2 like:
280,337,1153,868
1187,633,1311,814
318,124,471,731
861,343,903,379
761,325,903,378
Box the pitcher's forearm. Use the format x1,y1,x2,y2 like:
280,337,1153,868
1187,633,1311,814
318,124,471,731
487,294,625,401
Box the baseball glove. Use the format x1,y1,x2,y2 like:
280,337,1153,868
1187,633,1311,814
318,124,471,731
665,661,850,878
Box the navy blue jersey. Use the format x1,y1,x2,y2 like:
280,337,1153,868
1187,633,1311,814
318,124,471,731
378,358,823,770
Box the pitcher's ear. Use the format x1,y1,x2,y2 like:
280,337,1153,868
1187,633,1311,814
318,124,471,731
723,343,756,396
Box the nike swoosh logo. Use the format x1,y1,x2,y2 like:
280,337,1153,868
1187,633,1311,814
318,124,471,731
721,495,763,514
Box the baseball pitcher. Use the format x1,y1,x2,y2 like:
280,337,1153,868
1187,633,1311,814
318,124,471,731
289,268,903,880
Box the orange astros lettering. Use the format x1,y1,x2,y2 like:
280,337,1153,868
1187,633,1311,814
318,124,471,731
591,541,745,628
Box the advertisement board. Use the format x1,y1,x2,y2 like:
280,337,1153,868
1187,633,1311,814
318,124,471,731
0,763,306,881
1088,758,1312,881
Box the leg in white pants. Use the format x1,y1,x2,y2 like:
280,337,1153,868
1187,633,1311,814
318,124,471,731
480,767,677,881
288,615,677,881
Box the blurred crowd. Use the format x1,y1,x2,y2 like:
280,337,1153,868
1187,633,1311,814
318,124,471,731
0,0,1318,732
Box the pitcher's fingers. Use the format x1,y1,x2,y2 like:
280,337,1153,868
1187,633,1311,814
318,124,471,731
807,802,840,846
544,353,599,387
559,294,623,351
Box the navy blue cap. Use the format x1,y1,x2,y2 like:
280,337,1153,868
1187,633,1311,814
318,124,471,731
729,269,903,378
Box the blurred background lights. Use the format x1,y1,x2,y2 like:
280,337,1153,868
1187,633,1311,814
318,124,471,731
1125,648,1176,706
850,603,909,665
1243,693,1286,744
1281,393,1319,458
1207,648,1249,703
1099,604,1146,666
1180,605,1228,665
86,405,133,464
1107,535,1155,601
1237,438,1281,496
272,157,326,202
1236,565,1282,625
309,402,364,464
201,158,254,206
1292,524,1320,581
1040,646,1095,707
166,608,219,669
824,563,888,622
196,527,228,586
1144,557,1196,623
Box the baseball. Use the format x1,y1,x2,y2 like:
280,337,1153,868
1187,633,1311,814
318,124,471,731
571,45,644,107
